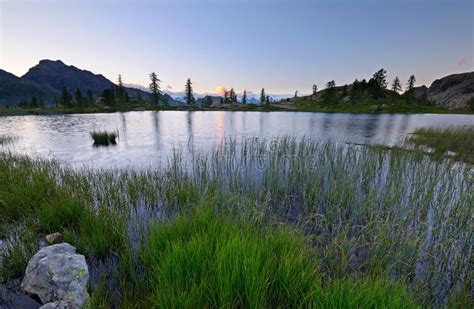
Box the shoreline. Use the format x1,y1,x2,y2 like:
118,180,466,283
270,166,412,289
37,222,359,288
1,104,472,116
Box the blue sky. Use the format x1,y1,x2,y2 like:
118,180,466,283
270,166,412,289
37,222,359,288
1,0,472,96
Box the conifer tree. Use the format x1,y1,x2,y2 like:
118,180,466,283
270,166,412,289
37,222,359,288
229,88,237,103
260,88,266,104
86,89,93,107
61,88,72,107
74,88,83,107
185,78,195,105
312,84,318,95
391,76,402,93
242,90,247,104
406,75,416,92
117,74,126,105
149,72,161,106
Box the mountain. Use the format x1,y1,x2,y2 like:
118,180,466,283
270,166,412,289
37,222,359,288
22,59,158,101
415,72,474,110
22,60,114,97
0,69,59,107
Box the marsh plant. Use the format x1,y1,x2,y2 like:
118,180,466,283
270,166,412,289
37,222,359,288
90,130,118,146
409,126,474,164
0,137,472,307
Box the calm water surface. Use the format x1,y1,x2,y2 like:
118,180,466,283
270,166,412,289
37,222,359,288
0,111,472,169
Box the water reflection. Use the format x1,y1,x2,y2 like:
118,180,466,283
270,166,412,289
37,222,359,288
0,111,472,169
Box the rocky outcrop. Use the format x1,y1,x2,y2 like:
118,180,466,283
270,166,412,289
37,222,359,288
419,72,474,110
21,243,89,307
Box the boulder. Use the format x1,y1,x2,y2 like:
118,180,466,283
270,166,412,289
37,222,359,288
21,243,89,307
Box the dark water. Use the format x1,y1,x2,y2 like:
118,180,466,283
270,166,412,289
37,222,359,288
0,111,472,169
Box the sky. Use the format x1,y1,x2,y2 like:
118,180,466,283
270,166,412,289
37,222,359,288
0,0,472,96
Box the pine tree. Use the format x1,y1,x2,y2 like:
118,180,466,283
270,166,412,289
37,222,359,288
312,84,318,96
224,90,230,104
229,88,236,103
117,74,126,105
149,72,161,106
265,95,270,105
242,90,247,104
260,88,266,104
74,88,83,107
370,69,387,100
406,75,416,92
391,76,402,93
30,96,38,108
61,88,72,107
323,80,336,104
86,89,93,107
372,69,387,89
405,75,416,104
185,78,195,105
294,90,298,98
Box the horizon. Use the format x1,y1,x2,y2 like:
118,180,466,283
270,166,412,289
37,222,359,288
1,0,473,97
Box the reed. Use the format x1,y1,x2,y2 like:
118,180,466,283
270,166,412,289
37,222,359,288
90,131,118,146
0,137,472,307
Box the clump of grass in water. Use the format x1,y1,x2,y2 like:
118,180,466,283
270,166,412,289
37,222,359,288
90,131,118,146
139,205,418,308
408,126,474,164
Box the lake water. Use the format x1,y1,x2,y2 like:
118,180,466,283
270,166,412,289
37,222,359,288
0,111,472,169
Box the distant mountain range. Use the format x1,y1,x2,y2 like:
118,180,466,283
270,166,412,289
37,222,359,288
0,60,174,107
0,69,59,106
0,60,472,110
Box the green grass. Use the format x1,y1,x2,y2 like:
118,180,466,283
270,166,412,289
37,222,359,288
288,97,455,114
0,138,472,307
138,205,419,308
90,130,118,146
408,127,474,164
0,153,127,282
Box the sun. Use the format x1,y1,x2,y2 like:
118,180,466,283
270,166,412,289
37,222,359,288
215,85,226,96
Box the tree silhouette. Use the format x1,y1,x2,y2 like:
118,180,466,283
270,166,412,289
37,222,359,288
391,76,402,94
229,88,237,103
242,90,247,104
260,88,266,104
312,84,318,95
74,88,83,107
406,75,416,92
149,72,161,106
405,75,416,104
185,78,195,105
86,89,93,107
61,88,72,107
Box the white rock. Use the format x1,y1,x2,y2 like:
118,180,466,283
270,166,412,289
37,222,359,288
21,243,89,307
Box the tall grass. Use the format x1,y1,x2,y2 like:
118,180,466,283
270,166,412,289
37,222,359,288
90,131,118,146
0,137,472,306
137,205,419,308
409,126,474,164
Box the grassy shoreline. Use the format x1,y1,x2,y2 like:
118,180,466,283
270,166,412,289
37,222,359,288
408,127,474,164
0,101,471,116
1,137,472,307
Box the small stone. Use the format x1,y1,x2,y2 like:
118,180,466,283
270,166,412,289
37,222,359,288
40,301,71,308
45,232,63,245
